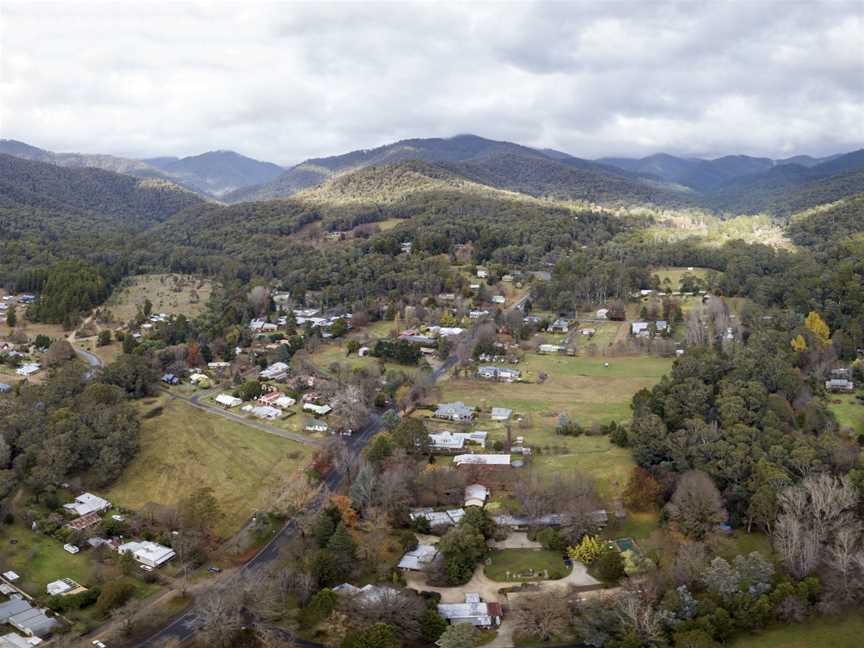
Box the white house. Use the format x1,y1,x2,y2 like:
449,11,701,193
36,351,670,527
453,454,511,467
491,295,506,304
490,407,512,421
242,405,282,420
259,362,289,381
305,419,329,433
476,268,488,278
64,492,111,517
538,344,562,354
464,484,489,508
189,373,211,386
118,541,175,568
274,395,297,408
303,403,332,416
434,401,475,422
215,394,242,408
631,322,650,337
428,430,487,452
438,593,502,628
15,363,40,377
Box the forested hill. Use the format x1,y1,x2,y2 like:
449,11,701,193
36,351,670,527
141,150,284,197
223,133,675,204
0,154,205,226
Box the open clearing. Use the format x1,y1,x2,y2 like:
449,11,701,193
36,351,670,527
651,266,712,289
103,273,214,323
485,549,568,581
106,396,313,536
729,611,864,648
434,354,672,497
828,393,864,434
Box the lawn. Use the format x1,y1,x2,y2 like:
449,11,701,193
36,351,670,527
102,273,214,323
484,549,569,582
436,354,672,498
729,611,864,648
651,266,712,290
828,393,864,434
106,396,314,536
0,522,94,593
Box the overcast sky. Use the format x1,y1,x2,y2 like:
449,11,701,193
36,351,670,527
1,1,862,165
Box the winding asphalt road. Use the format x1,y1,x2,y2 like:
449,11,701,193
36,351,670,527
134,355,458,647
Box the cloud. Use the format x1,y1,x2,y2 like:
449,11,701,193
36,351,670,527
0,0,861,163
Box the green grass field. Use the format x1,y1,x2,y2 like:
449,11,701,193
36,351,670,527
651,266,711,290
106,397,314,535
103,273,214,323
484,549,568,581
436,354,672,498
729,612,864,648
0,523,94,593
828,393,864,434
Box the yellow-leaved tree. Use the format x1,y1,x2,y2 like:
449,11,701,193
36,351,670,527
790,334,808,352
568,535,602,565
804,311,831,347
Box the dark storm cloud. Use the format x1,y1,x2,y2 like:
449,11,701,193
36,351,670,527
0,1,861,164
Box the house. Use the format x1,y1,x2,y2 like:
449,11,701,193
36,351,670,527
189,373,210,386
631,322,650,337
826,378,855,393
259,361,289,381
434,401,475,422
242,405,282,420
438,593,502,628
15,364,40,377
477,366,521,382
64,492,111,517
429,326,464,337
62,544,79,554
397,544,439,571
46,578,85,597
249,318,278,333
409,508,466,527
549,318,570,333
465,484,489,508
400,241,413,254
65,511,101,531
207,361,231,370
259,391,285,407
596,308,609,319
161,373,180,385
215,394,242,408
118,541,175,568
305,419,329,433
538,344,562,354
655,320,669,333
491,295,506,304
428,430,487,452
453,454,511,467
490,407,512,421
303,402,332,416
274,395,297,408
0,632,43,648
1,572,19,582
438,293,456,302
501,274,514,283
469,310,490,319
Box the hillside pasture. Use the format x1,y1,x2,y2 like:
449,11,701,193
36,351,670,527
828,393,864,435
103,273,214,323
106,396,313,536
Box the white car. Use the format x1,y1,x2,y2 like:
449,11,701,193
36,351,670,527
139,564,153,572
63,544,80,554
92,641,107,648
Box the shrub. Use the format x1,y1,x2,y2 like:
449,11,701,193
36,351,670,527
593,549,625,583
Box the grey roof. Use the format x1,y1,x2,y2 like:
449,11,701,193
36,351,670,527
435,401,474,418
0,599,30,623
9,606,58,636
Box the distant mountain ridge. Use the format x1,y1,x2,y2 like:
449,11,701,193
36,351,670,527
142,150,284,197
0,139,282,198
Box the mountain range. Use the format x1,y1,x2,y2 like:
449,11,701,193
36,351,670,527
0,140,283,198
2,135,862,216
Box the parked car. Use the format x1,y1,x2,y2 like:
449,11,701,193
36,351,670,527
207,566,222,574
140,564,153,572
63,544,80,554
92,641,107,648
